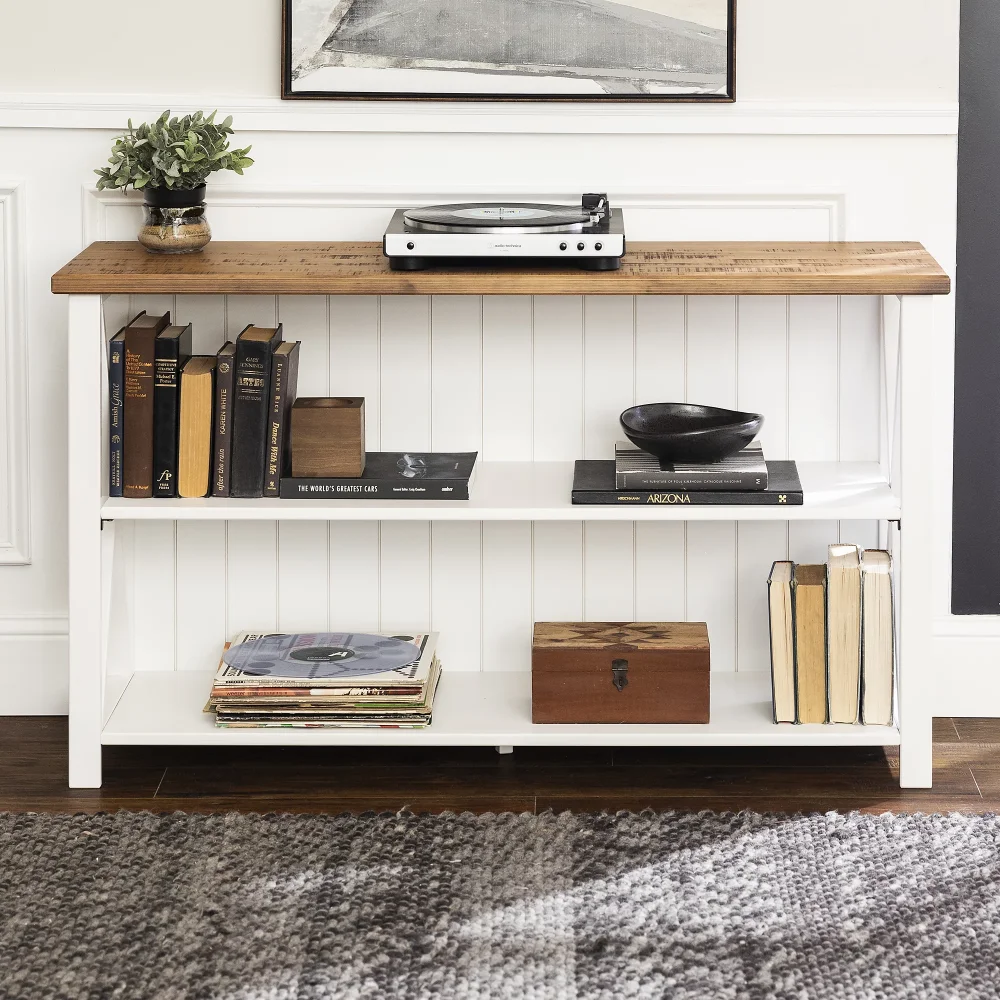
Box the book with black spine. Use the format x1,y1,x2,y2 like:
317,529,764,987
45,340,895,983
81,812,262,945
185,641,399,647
615,439,768,490
123,311,170,498
230,324,283,498
281,451,478,500
211,341,236,497
108,328,126,497
152,324,193,497
263,341,301,497
572,460,802,505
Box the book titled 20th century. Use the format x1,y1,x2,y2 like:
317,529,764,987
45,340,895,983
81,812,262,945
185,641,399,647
572,460,803,505
280,452,478,500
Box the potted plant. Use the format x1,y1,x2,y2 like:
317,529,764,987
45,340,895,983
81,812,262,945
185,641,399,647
95,110,253,254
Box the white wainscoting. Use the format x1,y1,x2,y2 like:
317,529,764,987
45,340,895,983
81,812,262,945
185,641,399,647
89,189,883,681
0,182,30,566
0,107,966,714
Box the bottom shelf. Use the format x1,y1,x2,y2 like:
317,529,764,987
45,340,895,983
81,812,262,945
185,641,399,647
101,670,900,747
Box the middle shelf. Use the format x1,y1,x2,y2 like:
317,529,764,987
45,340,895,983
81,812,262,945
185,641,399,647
101,461,898,521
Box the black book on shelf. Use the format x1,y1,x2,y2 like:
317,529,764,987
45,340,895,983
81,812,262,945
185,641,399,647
152,324,193,498
263,342,301,497
210,341,237,498
108,328,127,497
281,452,478,500
230,324,283,498
572,460,803,505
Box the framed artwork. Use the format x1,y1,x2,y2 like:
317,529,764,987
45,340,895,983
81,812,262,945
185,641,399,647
282,0,736,101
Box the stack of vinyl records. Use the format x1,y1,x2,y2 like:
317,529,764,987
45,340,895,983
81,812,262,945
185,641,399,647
207,631,441,729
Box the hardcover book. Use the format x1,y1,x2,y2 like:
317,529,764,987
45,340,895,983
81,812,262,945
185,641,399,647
122,312,170,498
152,324,193,498
210,341,236,498
827,543,862,724
861,550,894,725
792,563,828,724
177,357,216,498
572,460,802,505
280,451,478,500
767,561,796,724
230,324,283,498
108,329,126,497
263,341,301,497
615,440,768,491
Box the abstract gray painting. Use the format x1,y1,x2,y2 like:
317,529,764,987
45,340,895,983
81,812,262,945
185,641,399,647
284,0,734,99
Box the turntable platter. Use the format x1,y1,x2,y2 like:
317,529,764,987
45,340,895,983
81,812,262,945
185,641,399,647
403,202,597,234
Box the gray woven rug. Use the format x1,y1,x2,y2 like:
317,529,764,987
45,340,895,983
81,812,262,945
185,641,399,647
2,811,999,999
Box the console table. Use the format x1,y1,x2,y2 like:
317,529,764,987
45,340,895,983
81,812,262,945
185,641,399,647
52,241,950,789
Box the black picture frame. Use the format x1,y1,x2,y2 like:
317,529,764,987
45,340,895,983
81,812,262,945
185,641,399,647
282,0,737,103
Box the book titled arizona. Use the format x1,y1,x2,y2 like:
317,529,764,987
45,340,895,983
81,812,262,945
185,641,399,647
573,460,803,505
281,452,478,500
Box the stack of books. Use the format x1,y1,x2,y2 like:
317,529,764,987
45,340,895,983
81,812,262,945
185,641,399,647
572,441,803,505
207,631,442,729
109,313,300,499
768,546,894,725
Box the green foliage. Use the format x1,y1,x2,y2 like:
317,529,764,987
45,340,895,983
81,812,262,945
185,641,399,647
95,110,254,193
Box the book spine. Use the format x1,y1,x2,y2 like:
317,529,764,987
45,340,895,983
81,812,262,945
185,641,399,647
108,338,125,497
152,340,182,497
211,349,235,498
279,479,472,500
230,341,273,498
615,470,767,490
264,347,299,497
122,327,156,498
572,490,803,506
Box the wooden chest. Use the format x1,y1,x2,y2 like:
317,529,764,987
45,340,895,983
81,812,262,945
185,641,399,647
531,622,710,724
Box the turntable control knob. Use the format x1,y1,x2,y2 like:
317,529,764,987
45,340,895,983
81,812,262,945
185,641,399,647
407,241,415,250
595,242,603,251
559,242,567,251
577,242,585,251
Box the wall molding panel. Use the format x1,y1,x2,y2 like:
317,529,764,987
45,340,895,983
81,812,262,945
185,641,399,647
0,615,68,636
0,182,31,566
0,96,960,136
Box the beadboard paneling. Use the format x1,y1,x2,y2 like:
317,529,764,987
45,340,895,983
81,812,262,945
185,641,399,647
113,285,883,675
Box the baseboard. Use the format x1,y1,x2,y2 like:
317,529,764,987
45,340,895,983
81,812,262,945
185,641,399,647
0,633,68,714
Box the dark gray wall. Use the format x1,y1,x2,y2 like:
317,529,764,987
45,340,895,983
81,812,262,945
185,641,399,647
952,0,1000,613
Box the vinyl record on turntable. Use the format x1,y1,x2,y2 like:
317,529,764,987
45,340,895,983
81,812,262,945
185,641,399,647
403,203,597,234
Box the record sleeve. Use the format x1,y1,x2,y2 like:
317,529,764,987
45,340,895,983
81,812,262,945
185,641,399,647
214,631,438,687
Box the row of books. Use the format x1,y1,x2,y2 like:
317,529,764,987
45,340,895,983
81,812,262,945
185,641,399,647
109,312,300,498
767,545,894,726
572,441,804,505
207,631,442,728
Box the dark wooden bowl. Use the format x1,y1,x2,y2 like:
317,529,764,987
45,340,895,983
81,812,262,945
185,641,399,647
619,403,764,465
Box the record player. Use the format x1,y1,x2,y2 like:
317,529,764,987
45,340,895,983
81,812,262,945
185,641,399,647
383,193,625,271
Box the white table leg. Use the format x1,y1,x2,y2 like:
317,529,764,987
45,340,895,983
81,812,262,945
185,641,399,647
68,295,104,788
897,295,935,789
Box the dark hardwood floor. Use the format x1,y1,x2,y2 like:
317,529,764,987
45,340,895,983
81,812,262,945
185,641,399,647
0,717,997,814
